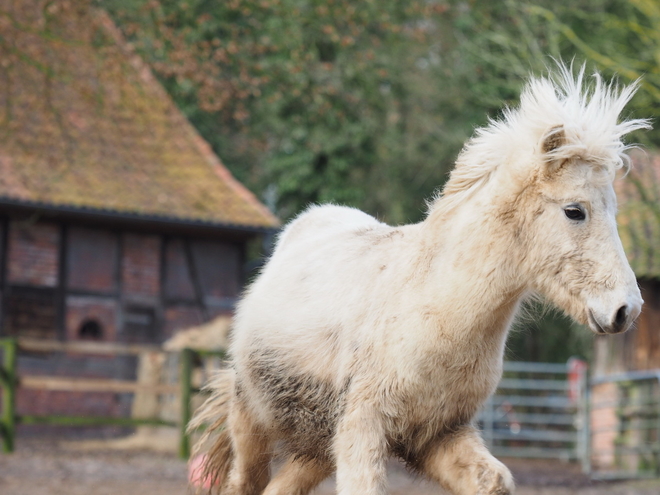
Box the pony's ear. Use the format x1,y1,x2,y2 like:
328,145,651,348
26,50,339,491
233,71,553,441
541,125,566,155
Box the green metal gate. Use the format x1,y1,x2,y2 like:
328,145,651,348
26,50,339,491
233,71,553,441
0,338,17,452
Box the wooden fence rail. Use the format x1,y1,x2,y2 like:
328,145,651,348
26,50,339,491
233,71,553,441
20,376,180,394
0,337,226,458
16,338,164,355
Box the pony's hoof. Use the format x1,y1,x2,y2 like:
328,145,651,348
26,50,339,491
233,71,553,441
477,463,515,495
486,475,514,495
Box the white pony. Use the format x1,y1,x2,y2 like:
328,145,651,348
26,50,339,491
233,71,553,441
191,65,649,495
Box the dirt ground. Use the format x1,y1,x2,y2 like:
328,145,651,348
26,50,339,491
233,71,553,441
2,436,660,495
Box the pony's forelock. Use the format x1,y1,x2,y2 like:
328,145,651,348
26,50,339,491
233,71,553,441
430,63,652,214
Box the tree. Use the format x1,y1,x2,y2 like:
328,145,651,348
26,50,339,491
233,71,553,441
446,0,659,143
104,0,474,223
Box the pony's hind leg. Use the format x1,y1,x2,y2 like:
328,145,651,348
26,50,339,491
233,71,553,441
224,399,272,495
421,425,514,495
263,457,332,495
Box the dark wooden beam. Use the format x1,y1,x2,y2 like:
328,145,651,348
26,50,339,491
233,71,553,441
183,240,209,322
157,234,167,341
0,216,8,336
56,224,68,341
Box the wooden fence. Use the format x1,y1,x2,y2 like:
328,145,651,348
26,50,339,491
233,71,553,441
0,338,225,458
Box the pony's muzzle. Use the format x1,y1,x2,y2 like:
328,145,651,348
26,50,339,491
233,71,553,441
588,300,642,335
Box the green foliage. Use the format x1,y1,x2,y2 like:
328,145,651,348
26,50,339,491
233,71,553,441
446,0,660,144
104,0,465,223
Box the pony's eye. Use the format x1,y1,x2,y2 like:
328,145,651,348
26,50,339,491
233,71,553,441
564,206,586,221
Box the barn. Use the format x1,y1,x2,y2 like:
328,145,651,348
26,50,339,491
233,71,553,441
0,2,277,418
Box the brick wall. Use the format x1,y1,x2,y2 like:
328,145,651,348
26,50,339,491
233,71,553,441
16,389,129,417
4,288,58,339
122,233,161,297
16,352,137,419
65,296,117,342
7,221,59,286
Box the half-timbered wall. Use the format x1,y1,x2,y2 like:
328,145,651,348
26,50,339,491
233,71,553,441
0,219,244,344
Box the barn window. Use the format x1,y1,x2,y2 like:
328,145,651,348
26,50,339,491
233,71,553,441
78,319,103,340
121,305,157,343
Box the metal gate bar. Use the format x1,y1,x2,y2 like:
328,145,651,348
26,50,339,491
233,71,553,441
478,360,587,462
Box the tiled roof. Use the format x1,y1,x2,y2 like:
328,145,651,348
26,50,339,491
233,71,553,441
0,3,278,230
616,150,660,279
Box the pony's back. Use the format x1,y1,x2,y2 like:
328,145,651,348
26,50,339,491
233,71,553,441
230,203,410,381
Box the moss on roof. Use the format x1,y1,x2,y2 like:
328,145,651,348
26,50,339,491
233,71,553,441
0,2,277,229
616,150,660,280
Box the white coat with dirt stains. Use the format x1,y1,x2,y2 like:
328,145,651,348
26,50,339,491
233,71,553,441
190,64,650,495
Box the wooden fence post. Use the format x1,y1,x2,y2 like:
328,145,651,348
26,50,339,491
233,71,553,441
179,348,193,459
0,339,17,453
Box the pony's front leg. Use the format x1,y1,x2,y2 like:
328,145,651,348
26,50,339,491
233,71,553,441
422,425,514,495
334,400,388,495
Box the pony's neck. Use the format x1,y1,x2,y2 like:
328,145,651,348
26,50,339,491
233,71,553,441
417,187,527,337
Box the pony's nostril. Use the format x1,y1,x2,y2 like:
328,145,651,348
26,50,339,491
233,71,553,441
614,305,628,328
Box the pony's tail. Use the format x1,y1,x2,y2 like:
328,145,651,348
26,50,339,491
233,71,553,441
188,369,235,492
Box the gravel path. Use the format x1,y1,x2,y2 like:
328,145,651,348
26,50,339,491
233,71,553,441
1,438,660,494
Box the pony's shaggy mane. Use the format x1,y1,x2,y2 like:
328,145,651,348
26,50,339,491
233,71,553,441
431,63,652,214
